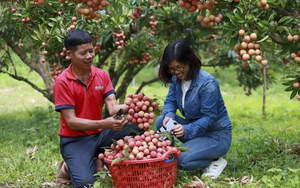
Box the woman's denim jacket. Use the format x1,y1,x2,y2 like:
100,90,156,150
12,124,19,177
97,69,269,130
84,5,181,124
162,69,232,140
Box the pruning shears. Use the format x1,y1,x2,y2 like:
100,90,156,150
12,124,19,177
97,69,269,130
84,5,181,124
113,108,123,120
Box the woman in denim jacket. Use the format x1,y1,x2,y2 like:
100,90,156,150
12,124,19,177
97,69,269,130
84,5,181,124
156,39,232,180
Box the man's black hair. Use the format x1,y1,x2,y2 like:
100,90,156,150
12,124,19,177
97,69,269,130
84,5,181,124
64,29,92,51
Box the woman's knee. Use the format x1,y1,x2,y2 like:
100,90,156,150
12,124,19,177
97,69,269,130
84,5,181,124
177,155,192,170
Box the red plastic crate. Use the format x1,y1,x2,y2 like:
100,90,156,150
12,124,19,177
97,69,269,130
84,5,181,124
104,150,178,188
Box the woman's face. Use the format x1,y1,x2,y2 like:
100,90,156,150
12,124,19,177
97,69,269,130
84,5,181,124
168,60,189,80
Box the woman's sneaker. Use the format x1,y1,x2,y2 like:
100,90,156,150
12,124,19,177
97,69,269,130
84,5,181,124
202,157,227,180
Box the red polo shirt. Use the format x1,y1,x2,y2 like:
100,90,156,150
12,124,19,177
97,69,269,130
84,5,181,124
53,64,115,137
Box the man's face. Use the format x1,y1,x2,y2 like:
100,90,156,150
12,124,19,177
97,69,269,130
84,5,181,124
68,43,94,69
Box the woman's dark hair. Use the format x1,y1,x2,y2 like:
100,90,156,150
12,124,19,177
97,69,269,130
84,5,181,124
64,29,92,52
158,39,202,86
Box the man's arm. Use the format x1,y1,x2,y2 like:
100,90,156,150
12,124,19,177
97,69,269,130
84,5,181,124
61,108,127,131
104,94,129,115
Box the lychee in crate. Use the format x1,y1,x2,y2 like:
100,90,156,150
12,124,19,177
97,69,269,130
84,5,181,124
104,150,178,188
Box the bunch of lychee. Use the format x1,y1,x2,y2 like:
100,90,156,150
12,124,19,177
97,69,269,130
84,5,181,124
98,130,180,161
128,42,154,65
287,34,299,42
113,29,126,50
257,0,269,10
29,0,46,6
60,0,108,19
50,62,64,79
234,29,268,67
130,6,141,20
179,0,217,12
196,13,223,27
125,93,158,131
178,0,223,27
129,52,153,65
149,16,157,35
290,49,300,65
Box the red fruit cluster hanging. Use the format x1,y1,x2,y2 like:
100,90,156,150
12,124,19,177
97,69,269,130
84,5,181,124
130,6,142,20
234,30,268,67
256,0,270,10
50,62,65,79
129,51,153,65
98,130,180,160
60,0,109,19
125,93,158,131
113,29,127,50
149,16,157,35
290,49,300,65
178,0,223,27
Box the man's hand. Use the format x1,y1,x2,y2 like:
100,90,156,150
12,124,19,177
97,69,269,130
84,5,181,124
107,116,128,131
113,109,123,120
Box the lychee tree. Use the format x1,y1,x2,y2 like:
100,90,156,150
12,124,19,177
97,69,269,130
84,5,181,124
0,0,299,107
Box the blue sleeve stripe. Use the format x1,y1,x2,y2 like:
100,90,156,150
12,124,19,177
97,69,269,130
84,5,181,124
104,90,116,99
55,105,75,112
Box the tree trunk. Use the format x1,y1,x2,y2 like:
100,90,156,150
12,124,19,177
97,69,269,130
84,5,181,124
262,66,267,118
0,35,54,103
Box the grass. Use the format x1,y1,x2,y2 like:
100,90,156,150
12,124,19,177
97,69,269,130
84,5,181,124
0,65,300,188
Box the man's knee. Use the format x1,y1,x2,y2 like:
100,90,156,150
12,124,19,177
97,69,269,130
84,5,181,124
72,175,96,188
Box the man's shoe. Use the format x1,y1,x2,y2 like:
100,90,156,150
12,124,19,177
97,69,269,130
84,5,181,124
202,157,227,180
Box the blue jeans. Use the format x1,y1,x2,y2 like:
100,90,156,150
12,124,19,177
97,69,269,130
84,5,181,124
156,115,232,170
60,124,143,188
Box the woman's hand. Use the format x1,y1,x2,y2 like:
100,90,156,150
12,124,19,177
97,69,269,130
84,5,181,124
172,124,184,137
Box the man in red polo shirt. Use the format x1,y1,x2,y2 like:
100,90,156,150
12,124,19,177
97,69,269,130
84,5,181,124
53,29,143,187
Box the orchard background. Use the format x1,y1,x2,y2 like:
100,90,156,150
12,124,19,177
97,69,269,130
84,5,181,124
0,1,300,187
0,0,300,115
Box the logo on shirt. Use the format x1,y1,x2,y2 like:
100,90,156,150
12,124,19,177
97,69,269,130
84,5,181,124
95,86,104,90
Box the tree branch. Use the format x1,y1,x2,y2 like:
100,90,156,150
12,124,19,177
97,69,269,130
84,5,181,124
0,69,53,102
135,77,160,94
268,32,286,45
0,34,54,103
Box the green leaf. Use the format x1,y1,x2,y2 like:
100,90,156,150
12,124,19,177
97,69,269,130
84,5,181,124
257,35,269,43
48,22,54,27
258,20,276,33
273,174,282,181
267,168,282,173
276,25,290,33
233,14,245,24
282,76,297,81
123,147,129,158
268,13,276,22
111,157,126,166
290,88,298,99
112,139,117,148
282,81,294,86
279,0,286,8
278,16,293,24
31,35,39,41
93,182,100,187
55,35,62,43
33,30,42,40
288,168,300,173
177,146,189,152
284,85,293,92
